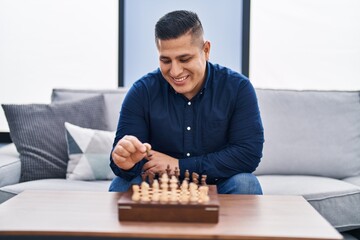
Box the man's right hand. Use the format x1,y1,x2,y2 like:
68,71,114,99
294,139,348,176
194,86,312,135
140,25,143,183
111,135,151,170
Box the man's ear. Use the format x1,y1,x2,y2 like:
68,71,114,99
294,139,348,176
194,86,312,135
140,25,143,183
203,41,211,60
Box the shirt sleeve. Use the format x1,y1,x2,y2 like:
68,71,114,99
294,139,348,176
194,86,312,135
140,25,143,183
109,82,149,180
178,80,264,182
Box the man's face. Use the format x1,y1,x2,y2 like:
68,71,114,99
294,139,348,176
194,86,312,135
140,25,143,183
157,33,210,100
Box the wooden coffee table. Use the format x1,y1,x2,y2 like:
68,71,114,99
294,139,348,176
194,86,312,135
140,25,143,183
0,190,342,239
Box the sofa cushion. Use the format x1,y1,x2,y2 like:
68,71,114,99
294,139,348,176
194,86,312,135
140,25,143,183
258,175,360,231
254,89,360,179
0,179,111,203
2,96,109,182
0,143,20,188
343,176,360,188
51,88,128,131
65,122,115,181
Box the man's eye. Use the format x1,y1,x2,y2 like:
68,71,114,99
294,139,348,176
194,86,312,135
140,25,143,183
160,59,171,64
180,58,190,63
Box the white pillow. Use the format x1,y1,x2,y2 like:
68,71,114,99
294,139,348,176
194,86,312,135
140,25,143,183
64,122,116,181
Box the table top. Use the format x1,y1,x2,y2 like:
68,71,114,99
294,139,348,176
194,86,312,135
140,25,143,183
0,190,342,240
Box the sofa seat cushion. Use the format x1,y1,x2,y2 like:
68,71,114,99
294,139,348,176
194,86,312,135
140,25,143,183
343,176,360,188
0,144,20,188
0,179,111,204
258,175,360,232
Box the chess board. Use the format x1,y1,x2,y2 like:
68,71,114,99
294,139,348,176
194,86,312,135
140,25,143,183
117,185,220,223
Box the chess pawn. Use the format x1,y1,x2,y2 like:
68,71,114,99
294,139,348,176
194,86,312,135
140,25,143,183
160,173,169,191
131,185,140,202
198,186,210,203
151,179,160,202
140,182,150,202
152,179,159,189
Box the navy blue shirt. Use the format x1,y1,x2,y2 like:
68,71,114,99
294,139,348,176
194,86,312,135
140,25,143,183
110,62,264,183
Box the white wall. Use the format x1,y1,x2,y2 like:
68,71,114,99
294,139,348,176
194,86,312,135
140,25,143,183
124,0,242,87
0,0,118,131
250,0,360,90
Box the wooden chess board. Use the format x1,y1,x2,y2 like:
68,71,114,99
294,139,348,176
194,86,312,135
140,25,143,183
118,185,220,223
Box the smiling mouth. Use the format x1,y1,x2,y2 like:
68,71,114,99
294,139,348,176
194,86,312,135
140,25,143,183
172,75,189,83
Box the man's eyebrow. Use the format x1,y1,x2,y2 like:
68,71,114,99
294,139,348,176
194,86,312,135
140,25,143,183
176,54,192,59
159,54,192,59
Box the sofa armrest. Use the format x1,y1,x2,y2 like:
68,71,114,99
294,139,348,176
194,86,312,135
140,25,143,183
0,143,21,187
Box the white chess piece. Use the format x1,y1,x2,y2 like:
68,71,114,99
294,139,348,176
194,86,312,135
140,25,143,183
152,179,160,202
198,186,210,203
131,185,140,202
140,182,150,202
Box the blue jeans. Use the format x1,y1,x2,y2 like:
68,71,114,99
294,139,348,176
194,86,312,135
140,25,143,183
109,173,262,195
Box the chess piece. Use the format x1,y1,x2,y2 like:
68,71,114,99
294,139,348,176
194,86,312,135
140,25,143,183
201,175,207,186
148,171,155,186
152,180,160,202
140,182,150,202
192,172,199,185
152,179,159,189
174,167,180,180
198,185,210,203
160,172,169,191
166,164,172,177
184,170,190,182
141,172,147,182
131,185,140,202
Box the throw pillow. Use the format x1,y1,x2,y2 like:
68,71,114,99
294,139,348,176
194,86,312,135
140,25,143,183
2,95,109,182
51,88,128,131
65,122,116,180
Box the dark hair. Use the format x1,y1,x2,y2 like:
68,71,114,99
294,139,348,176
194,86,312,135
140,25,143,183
155,10,203,42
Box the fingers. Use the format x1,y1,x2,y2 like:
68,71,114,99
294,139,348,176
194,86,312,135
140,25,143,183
113,135,152,164
121,135,147,153
143,143,152,157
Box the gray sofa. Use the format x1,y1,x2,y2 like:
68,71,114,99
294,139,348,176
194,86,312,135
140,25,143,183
1,88,360,237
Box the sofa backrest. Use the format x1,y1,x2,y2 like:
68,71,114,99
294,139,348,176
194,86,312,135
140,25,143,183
51,88,128,131
254,89,360,179
52,88,360,179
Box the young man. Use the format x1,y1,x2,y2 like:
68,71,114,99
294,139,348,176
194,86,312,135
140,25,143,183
109,10,264,194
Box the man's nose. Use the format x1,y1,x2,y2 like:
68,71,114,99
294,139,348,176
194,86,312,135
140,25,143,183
170,62,182,77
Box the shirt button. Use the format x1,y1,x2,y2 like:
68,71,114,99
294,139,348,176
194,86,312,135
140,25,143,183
188,102,191,106
187,126,191,131
186,153,191,157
